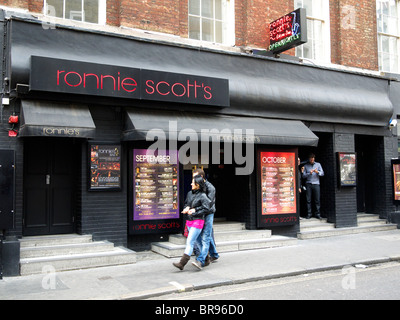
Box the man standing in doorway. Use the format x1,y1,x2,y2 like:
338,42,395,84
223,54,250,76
192,168,219,269
302,153,324,219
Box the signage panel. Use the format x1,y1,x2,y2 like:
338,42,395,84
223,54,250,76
392,158,400,205
30,56,230,107
258,149,298,227
269,8,307,54
133,149,179,221
337,152,357,187
89,144,121,190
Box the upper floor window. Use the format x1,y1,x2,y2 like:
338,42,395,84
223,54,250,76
294,0,331,63
44,0,106,25
377,0,400,73
188,0,235,45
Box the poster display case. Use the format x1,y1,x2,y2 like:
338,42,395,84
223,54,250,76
257,149,299,227
391,158,400,205
89,143,121,191
130,149,181,234
337,152,357,187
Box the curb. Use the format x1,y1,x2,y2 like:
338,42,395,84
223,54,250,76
119,256,400,300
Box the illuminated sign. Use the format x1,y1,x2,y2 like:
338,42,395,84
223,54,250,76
133,149,179,221
269,8,307,54
258,149,299,227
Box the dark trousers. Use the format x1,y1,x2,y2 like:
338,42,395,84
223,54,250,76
306,183,321,217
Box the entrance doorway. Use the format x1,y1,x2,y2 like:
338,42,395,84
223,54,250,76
23,138,79,236
355,135,384,214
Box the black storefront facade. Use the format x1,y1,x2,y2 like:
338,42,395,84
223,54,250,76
0,13,398,263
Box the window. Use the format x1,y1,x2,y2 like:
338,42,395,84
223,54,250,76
188,0,235,45
377,0,400,73
44,0,106,25
294,0,331,62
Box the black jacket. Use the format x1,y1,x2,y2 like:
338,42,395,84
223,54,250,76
183,189,211,221
205,180,216,214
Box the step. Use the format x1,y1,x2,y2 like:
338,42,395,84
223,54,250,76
358,219,387,227
299,218,335,232
20,241,115,259
151,236,297,258
169,229,271,245
297,224,398,240
357,214,380,221
19,234,92,248
212,222,245,232
20,246,137,275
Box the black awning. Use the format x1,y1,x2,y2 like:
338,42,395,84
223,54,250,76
123,108,318,147
19,100,96,138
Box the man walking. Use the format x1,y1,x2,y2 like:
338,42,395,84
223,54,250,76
192,168,219,269
302,153,324,219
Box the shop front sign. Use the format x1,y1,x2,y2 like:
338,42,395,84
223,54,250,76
30,56,230,107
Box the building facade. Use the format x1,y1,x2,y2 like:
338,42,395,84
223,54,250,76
0,0,399,265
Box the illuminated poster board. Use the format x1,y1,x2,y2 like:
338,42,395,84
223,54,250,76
258,149,298,227
89,144,121,190
133,149,179,221
391,159,400,204
269,8,307,54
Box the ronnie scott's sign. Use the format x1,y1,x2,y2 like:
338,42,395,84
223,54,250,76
269,8,307,54
29,56,230,107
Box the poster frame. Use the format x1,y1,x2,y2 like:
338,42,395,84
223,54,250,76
256,147,299,228
88,142,122,191
129,147,183,235
391,158,400,205
337,152,357,187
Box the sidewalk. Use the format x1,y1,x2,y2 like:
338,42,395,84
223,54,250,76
1,229,400,300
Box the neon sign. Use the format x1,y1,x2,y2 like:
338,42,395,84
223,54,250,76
269,8,307,54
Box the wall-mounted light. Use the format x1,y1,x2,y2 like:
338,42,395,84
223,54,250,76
8,115,18,124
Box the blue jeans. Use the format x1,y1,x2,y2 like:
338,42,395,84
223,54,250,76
184,226,203,256
196,213,219,266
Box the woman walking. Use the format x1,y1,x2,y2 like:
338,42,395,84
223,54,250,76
173,175,211,271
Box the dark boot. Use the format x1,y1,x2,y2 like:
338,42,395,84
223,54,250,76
173,254,190,270
204,254,210,267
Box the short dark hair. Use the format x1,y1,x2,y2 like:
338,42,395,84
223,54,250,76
193,168,205,178
193,175,206,192
308,153,316,159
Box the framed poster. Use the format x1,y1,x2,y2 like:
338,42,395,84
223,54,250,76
337,152,357,187
257,148,299,228
89,143,121,191
133,149,179,222
391,158,400,205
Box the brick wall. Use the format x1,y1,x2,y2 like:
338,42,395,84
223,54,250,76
330,0,378,70
0,0,379,71
235,0,293,49
119,0,187,37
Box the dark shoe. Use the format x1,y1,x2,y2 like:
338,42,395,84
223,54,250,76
204,255,210,267
306,215,312,219
315,214,321,220
210,256,219,263
173,254,190,270
191,260,203,270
